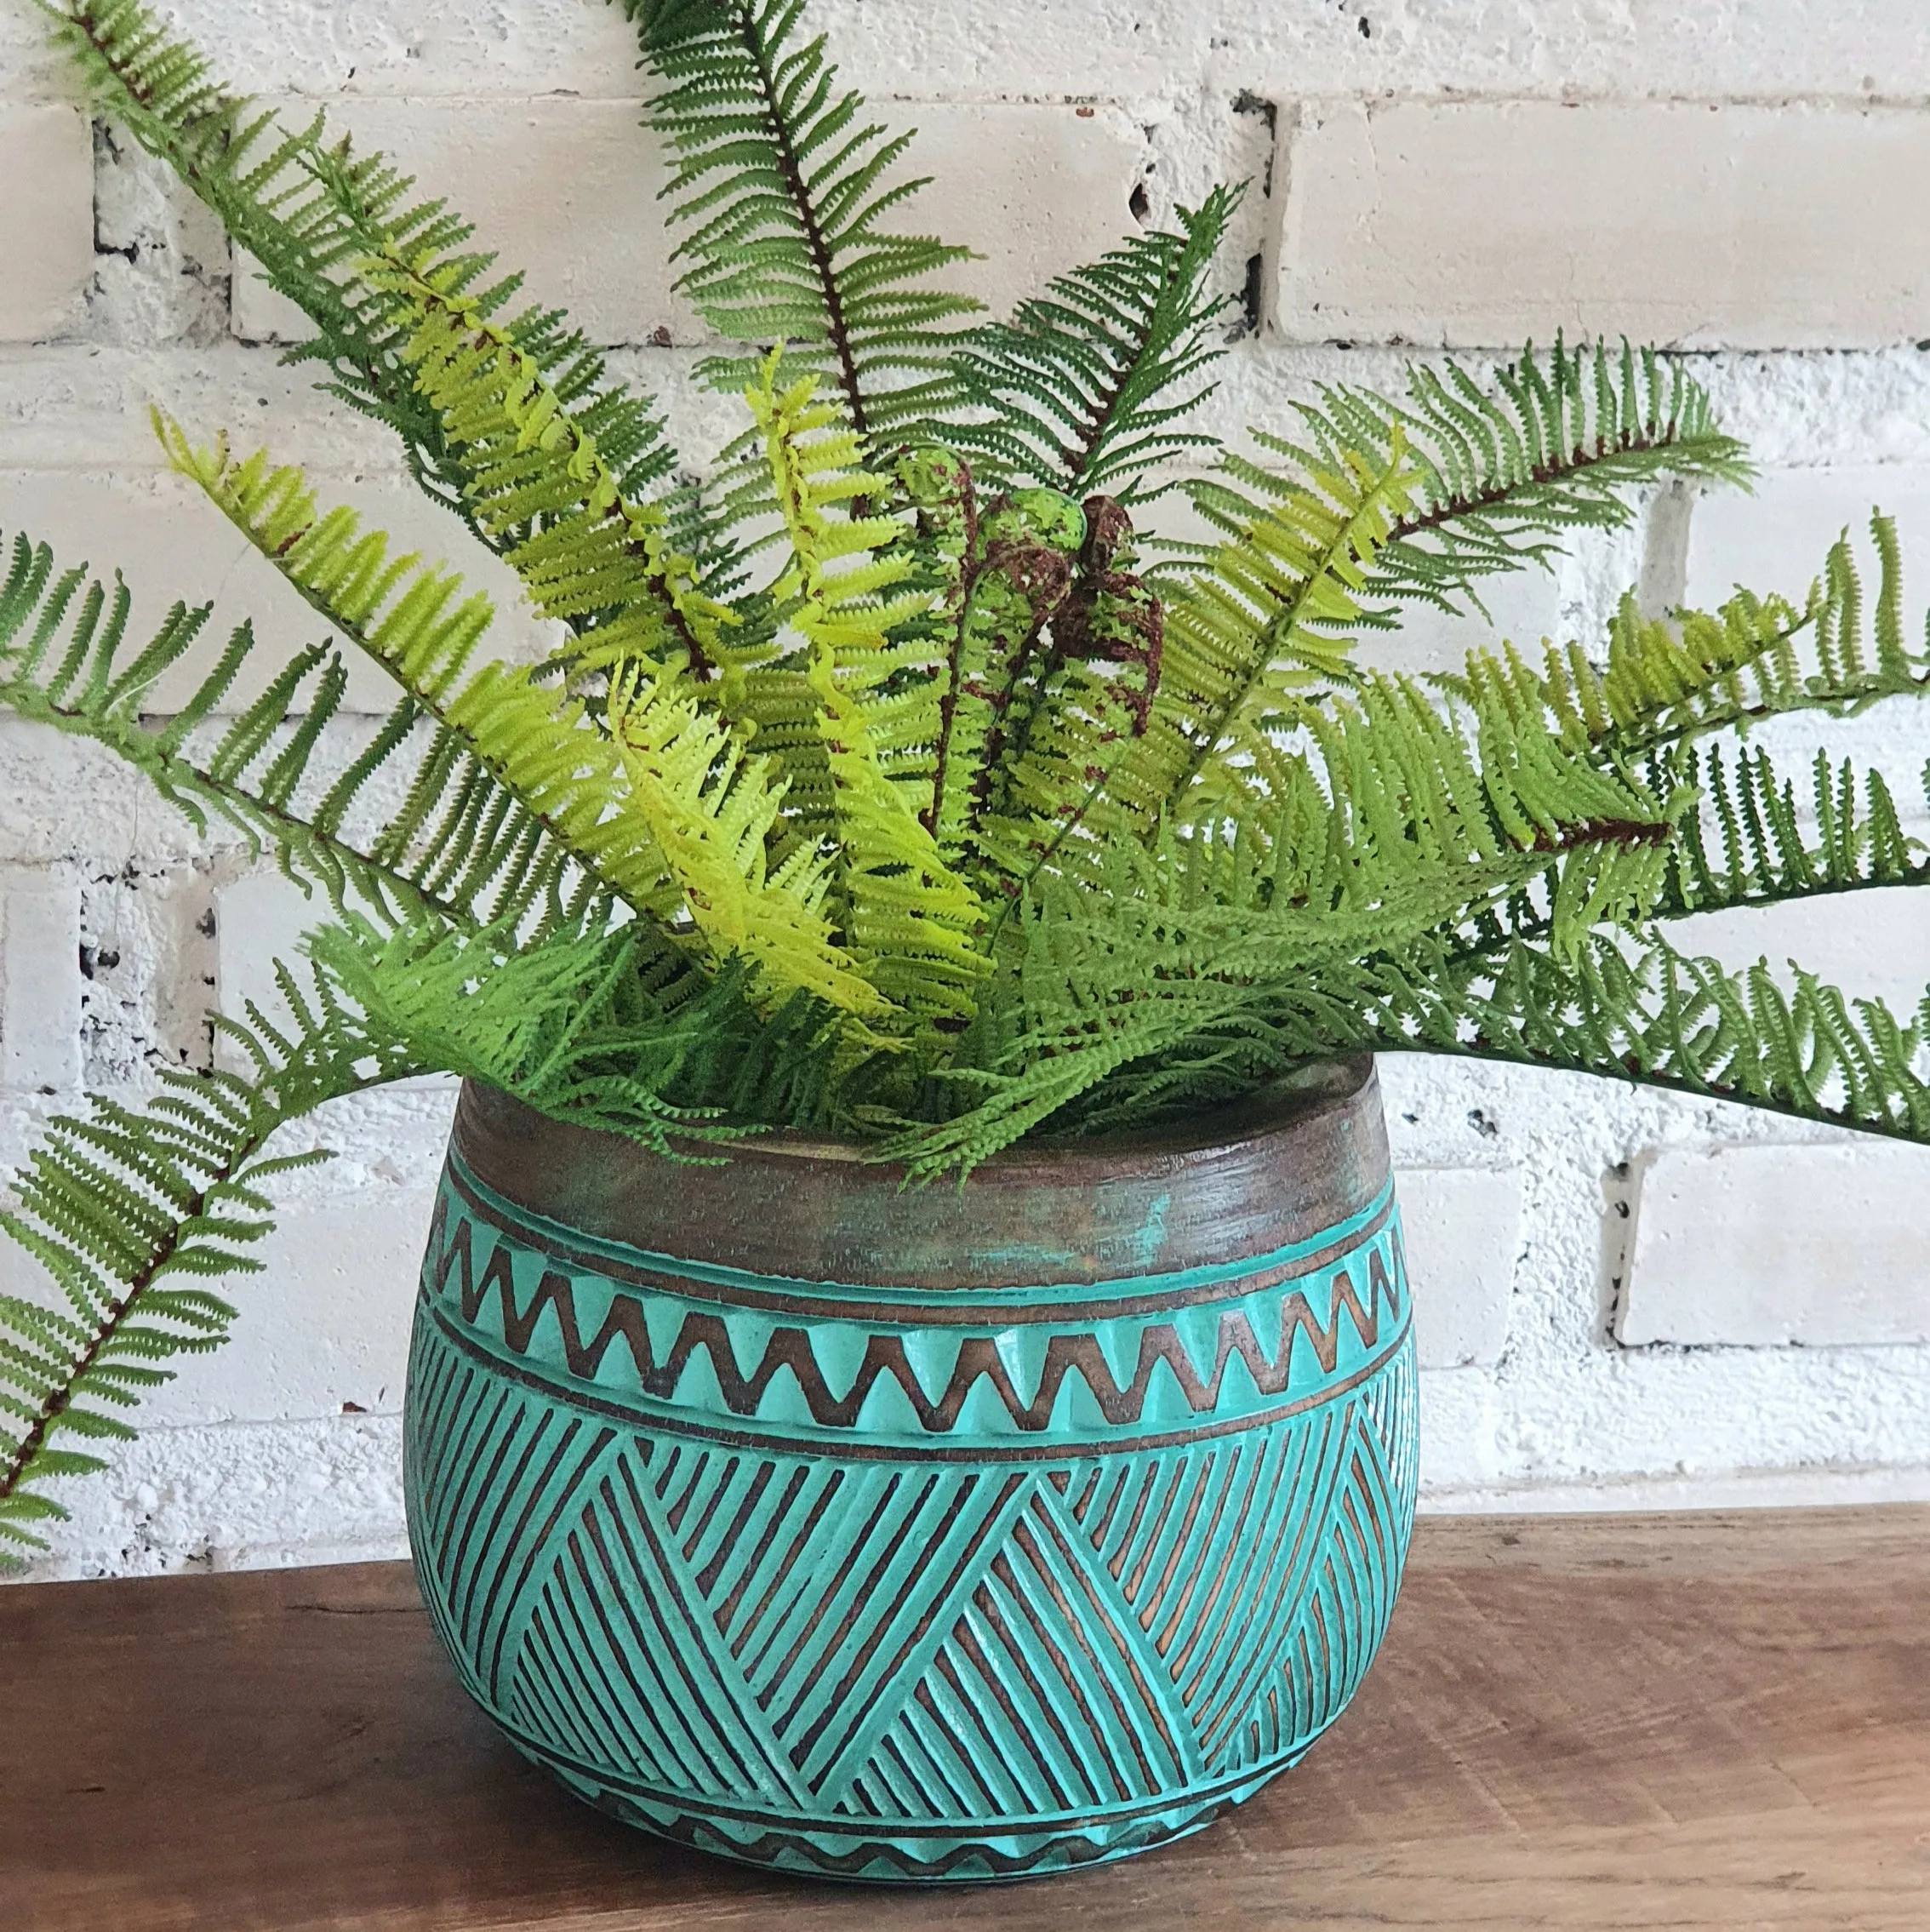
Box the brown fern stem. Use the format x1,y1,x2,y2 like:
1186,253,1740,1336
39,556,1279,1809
734,9,868,436
1385,423,1686,545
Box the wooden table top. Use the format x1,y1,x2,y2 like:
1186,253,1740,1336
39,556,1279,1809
3,1506,1927,1930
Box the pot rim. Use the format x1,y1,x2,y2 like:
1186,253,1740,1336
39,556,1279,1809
473,1053,1376,1175
717,1054,1374,1171
449,1056,1389,1292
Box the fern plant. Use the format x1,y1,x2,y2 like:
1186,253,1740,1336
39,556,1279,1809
3,0,1926,1558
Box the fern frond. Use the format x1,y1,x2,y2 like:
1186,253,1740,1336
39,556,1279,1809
606,666,888,1015
0,528,574,933
1441,521,1927,775
894,801,1685,1177
972,497,1169,887
0,977,422,1559
949,188,1239,500
312,912,884,1143
751,358,990,1025
51,0,678,544
618,0,982,437
1053,432,1420,868
1657,741,1927,920
159,423,686,931
1184,340,1750,618
1380,930,1930,1145
925,476,1088,869
367,249,739,688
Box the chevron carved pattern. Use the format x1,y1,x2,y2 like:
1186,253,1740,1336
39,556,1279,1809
404,1157,1420,1881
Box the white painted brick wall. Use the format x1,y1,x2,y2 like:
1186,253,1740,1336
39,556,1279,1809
234,99,1147,345
213,871,321,1055
0,875,81,1092
1396,1167,1523,1369
1277,100,1930,350
0,104,91,341
9,0,1930,1578
1623,1143,1930,1347
140,1187,436,1426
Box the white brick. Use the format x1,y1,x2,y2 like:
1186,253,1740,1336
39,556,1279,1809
234,97,1148,346
1396,1165,1523,1369
139,1187,435,1426
894,103,1147,319
1231,3,1930,105
1276,100,1930,351
1672,888,1930,1020
0,106,92,342
1622,1142,1930,1346
80,1,1930,111
0,876,82,1092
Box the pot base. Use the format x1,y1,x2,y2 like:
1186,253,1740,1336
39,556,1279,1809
545,1746,1305,1880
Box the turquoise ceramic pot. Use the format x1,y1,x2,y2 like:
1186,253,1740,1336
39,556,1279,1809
404,1064,1418,1881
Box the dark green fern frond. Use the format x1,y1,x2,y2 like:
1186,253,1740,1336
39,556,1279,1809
948,187,1240,500
311,913,873,1146
617,0,982,438
1439,519,1926,773
1050,433,1421,869
0,974,424,1560
1185,340,1750,618
1392,930,1930,1146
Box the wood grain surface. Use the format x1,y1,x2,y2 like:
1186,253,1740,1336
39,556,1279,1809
3,1506,1927,1930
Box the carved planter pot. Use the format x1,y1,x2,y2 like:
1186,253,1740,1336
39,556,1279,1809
403,1060,1418,1882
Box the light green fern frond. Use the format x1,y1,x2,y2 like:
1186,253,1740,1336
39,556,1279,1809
606,666,888,1016
751,358,991,1025
370,249,740,687
159,420,688,931
1438,522,1923,768
1052,431,1420,872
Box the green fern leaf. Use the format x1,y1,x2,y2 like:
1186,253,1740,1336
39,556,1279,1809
617,0,982,437
950,187,1239,500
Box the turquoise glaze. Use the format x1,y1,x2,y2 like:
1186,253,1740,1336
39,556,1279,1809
404,1146,1419,1881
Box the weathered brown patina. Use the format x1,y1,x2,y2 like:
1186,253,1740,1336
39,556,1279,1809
452,1056,1387,1290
